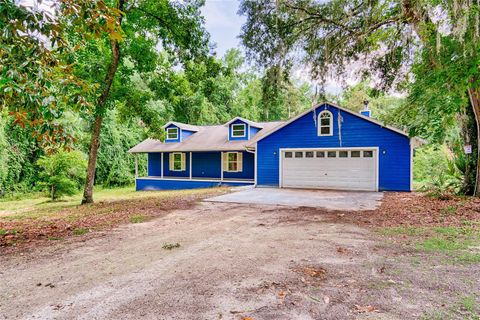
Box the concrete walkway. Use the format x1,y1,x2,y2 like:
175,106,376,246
206,187,384,211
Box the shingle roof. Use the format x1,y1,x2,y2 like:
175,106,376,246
162,121,200,132
224,117,264,129
128,121,284,153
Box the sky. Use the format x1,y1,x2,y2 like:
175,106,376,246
201,0,246,58
19,0,346,94
201,0,347,94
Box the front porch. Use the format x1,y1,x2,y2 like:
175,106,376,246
133,151,256,191
135,176,254,191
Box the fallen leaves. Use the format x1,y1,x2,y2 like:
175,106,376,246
353,305,379,313
293,266,327,279
0,190,223,250
338,192,480,228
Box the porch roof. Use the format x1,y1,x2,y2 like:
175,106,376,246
128,121,284,153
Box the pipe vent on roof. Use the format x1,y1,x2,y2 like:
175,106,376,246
360,100,371,117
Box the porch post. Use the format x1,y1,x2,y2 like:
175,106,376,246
189,152,192,180
134,154,138,178
220,152,224,181
161,152,164,178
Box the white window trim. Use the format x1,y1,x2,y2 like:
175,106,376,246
171,152,185,171
231,123,246,138
224,152,243,172
318,110,333,136
166,127,179,140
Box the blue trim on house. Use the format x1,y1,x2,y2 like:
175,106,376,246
136,178,254,191
256,103,411,191
165,124,181,143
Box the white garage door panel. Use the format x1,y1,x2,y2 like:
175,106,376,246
281,149,377,191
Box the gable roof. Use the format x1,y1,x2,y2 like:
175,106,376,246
224,117,264,129
162,121,199,132
247,101,411,147
129,121,284,153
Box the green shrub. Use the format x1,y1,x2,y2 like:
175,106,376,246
37,150,87,201
414,145,462,194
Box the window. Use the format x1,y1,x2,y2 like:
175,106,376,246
339,151,348,158
327,151,336,158
295,151,303,158
351,151,361,158
318,111,333,136
224,152,243,172
166,127,179,140
231,124,246,137
316,151,325,158
284,151,293,158
363,150,373,158
305,151,314,158
169,152,185,171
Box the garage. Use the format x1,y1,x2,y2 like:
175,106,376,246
280,148,378,191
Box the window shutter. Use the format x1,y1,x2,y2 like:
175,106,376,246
222,152,228,172
181,153,186,171
169,153,174,171
237,152,243,172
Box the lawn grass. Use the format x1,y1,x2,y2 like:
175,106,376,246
421,295,480,320
0,186,217,221
0,186,227,247
378,225,480,265
129,214,145,223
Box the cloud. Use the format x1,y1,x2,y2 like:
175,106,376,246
201,0,246,57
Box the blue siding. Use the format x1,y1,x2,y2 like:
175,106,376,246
181,129,195,141
257,103,411,191
165,124,181,143
136,179,253,191
148,153,162,176
147,151,254,180
223,151,255,180
192,152,221,178
250,126,261,138
229,119,249,141
163,152,190,177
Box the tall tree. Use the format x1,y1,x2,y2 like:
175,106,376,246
74,0,210,203
239,0,480,194
0,0,117,148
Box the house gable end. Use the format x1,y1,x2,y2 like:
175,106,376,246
256,103,412,191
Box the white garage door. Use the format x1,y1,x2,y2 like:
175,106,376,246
281,148,377,191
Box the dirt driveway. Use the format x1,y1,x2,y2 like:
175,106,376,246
0,200,478,319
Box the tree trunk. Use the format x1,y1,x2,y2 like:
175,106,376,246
459,97,478,195
81,0,125,204
467,87,480,196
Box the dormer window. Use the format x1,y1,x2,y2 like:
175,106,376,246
232,124,246,137
166,127,179,140
318,111,333,136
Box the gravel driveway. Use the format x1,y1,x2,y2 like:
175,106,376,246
0,201,476,319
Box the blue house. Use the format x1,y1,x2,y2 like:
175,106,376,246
129,102,423,192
